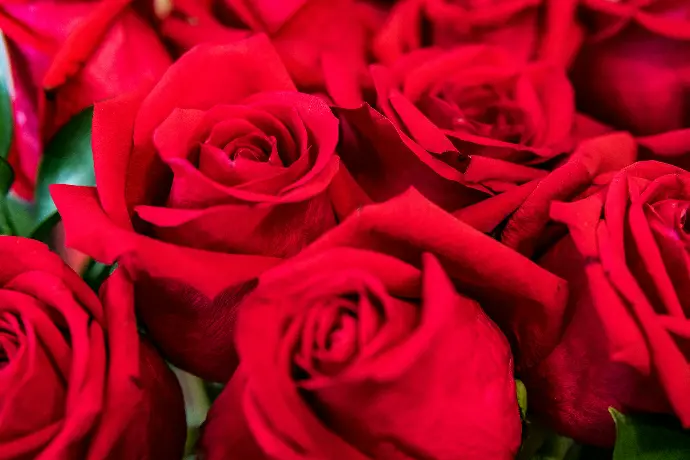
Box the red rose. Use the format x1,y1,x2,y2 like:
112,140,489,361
51,35,340,381
573,1,690,146
374,0,582,67
159,0,372,104
335,45,607,217
518,161,690,445
197,192,571,459
0,0,171,198
0,237,185,458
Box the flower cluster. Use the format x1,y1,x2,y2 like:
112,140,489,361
0,0,689,459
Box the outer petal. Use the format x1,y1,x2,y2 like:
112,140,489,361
136,192,336,258
336,103,486,213
44,4,172,136
88,269,186,460
525,233,660,446
5,39,45,199
638,128,690,171
51,184,281,381
572,28,690,136
372,0,425,64
501,132,637,256
269,0,370,90
198,369,270,460
133,35,296,149
538,0,583,67
92,89,147,229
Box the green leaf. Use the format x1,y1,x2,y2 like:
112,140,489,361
172,367,211,457
610,408,690,460
204,381,225,403
0,31,13,159
0,156,13,234
518,421,581,460
0,155,12,195
82,259,112,292
517,379,528,420
4,193,34,237
33,106,95,236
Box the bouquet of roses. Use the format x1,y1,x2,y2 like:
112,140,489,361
0,0,688,458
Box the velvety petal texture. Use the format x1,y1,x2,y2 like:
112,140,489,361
199,194,525,458
0,237,186,459
334,102,486,215
0,0,171,197
373,0,582,66
301,190,569,369
52,35,340,381
573,0,690,171
573,22,690,138
456,132,638,254
522,161,690,445
159,0,372,103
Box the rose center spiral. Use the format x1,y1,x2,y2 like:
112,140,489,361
451,0,502,8
219,132,276,164
0,313,21,370
681,207,690,234
421,82,529,144
291,287,388,382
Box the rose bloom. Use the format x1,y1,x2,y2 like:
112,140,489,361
0,237,185,459
201,253,520,460
158,0,373,103
374,0,582,66
52,36,341,382
518,161,690,445
333,44,608,217
572,0,690,170
0,0,171,198
197,190,577,459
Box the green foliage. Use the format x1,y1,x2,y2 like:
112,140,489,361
610,408,690,460
0,31,13,159
518,420,581,460
82,259,113,292
172,367,211,457
0,156,13,234
33,106,95,237
517,379,528,421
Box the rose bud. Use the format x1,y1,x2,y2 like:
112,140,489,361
0,236,185,458
0,0,171,198
51,35,341,381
